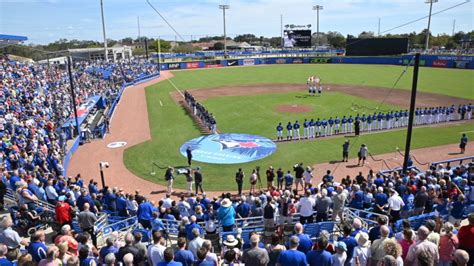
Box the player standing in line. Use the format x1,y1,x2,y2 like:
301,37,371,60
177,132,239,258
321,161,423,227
334,116,341,134
328,117,334,136
321,118,328,137
367,113,373,132
286,122,293,140
467,103,472,120
293,120,301,140
341,116,347,134
361,114,367,131
377,112,384,130
403,109,409,126
394,111,400,128
315,118,322,137
309,118,315,138
276,122,283,141
348,115,354,133
303,119,310,139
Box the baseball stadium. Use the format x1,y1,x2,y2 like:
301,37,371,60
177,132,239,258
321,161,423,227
1,1,473,266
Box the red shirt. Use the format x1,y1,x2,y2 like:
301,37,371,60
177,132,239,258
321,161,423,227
55,202,72,224
458,224,474,251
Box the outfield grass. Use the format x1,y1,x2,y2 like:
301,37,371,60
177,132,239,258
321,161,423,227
170,64,474,100
203,91,400,138
124,72,474,191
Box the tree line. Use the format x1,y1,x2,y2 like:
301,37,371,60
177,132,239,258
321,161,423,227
3,29,472,61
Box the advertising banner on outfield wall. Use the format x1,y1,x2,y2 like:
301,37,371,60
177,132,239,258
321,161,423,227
310,58,331,64
167,63,181,70
292,58,304,64
186,62,200,69
432,60,448,67
204,60,221,68
243,59,255,66
226,59,239,67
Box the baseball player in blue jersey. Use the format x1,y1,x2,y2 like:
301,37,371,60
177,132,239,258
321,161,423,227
361,114,367,131
276,122,283,141
321,118,328,136
334,116,341,134
315,118,322,137
385,112,391,129
403,110,409,126
286,122,293,140
467,103,472,120
348,115,354,133
328,117,334,136
293,120,301,140
303,119,310,139
309,118,315,138
341,116,347,134
367,113,373,132
377,112,383,130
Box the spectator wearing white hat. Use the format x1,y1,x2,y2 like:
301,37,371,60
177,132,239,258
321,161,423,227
217,198,235,232
352,232,370,266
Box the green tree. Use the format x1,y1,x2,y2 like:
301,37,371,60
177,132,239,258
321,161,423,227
326,31,346,48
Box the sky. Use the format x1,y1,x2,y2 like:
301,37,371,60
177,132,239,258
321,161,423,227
0,0,473,44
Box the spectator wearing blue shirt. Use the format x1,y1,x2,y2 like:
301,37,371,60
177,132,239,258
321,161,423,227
350,185,364,210
99,237,118,263
338,224,358,266
0,243,13,266
307,236,333,266
236,197,251,219
450,194,467,225
374,187,388,214
217,198,235,232
278,236,308,266
27,230,47,263
116,193,128,217
137,199,155,229
76,189,97,213
174,237,194,266
185,216,204,241
151,212,165,232
158,247,183,266
368,216,393,242
291,223,312,254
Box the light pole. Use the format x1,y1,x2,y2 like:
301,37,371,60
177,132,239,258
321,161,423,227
219,4,230,57
313,5,323,48
425,0,438,51
100,0,108,61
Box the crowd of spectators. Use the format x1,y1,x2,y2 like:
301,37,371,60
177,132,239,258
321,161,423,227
1,152,472,265
184,91,217,134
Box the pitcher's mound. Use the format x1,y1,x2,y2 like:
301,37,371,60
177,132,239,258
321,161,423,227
276,104,313,113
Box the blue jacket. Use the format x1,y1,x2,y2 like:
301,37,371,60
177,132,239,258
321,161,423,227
217,206,235,227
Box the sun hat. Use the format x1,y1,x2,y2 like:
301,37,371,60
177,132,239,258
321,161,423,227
335,241,347,251
221,198,232,208
223,235,239,246
356,232,370,247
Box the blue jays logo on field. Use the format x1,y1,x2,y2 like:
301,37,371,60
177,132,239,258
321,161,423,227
180,133,277,164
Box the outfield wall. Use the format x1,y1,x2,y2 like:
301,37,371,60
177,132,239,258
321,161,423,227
159,55,474,70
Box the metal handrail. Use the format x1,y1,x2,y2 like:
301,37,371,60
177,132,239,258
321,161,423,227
431,156,473,167
6,188,55,213
346,207,389,228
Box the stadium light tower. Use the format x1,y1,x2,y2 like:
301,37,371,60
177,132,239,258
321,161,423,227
100,0,108,61
219,4,230,57
313,5,323,48
425,0,438,52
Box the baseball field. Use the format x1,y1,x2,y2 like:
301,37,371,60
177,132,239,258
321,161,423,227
123,64,474,191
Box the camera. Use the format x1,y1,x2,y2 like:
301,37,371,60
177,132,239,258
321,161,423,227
100,162,110,168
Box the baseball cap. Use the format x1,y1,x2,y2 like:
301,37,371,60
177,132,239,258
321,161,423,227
335,241,347,251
